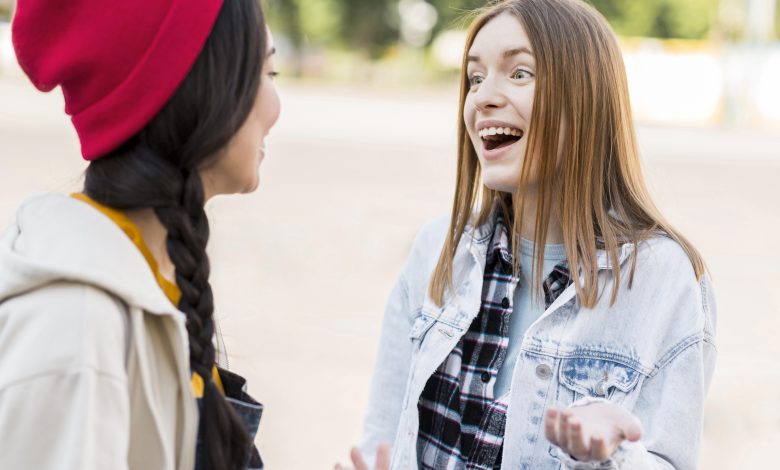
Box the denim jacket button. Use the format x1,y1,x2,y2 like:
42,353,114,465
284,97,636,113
501,297,510,308
535,364,552,379
595,380,608,396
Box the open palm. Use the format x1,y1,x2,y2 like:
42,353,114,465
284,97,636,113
544,402,643,462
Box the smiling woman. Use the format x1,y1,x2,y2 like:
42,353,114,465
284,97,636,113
435,2,706,305
351,1,716,469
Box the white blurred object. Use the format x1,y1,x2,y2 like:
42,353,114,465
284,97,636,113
432,29,467,69
0,21,17,75
753,48,780,123
624,42,723,125
746,0,777,44
398,0,438,48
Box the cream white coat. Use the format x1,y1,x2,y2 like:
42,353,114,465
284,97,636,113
0,193,198,470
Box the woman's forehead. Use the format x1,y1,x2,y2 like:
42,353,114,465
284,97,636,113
469,12,532,57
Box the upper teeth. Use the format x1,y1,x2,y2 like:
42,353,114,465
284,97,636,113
479,127,522,138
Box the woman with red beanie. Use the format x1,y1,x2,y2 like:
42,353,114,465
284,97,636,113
0,1,279,469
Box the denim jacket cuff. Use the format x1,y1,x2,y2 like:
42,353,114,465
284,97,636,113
557,441,648,469
555,450,618,470
569,396,610,408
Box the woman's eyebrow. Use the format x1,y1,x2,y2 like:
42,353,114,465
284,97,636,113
503,46,533,58
467,46,534,63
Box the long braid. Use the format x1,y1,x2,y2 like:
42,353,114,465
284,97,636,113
85,0,266,467
155,170,251,470
155,171,213,378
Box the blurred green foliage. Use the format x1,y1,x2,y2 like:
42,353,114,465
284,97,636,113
266,0,397,58
585,0,719,39
428,0,488,30
776,1,780,37
0,0,12,20
266,0,728,57
1,1,777,41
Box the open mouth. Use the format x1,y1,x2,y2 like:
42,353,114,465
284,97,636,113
479,126,524,151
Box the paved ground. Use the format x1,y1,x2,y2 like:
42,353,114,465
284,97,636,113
1,75,779,469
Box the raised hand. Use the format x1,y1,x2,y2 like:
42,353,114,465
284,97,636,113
544,402,643,462
334,443,390,470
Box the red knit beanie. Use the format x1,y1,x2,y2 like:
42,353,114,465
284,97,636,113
12,0,225,160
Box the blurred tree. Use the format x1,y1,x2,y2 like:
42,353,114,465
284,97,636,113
336,0,397,57
428,0,723,41
429,0,485,30
267,0,397,58
429,0,723,42
267,0,304,75
0,0,13,21
716,0,779,41
585,0,719,39
776,0,780,38
264,0,777,69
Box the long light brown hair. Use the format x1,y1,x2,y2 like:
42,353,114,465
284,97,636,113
429,0,706,307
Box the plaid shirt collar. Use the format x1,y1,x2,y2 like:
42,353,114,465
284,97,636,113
463,201,636,274
485,212,571,311
485,212,513,267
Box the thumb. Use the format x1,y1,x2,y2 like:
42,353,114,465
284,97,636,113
376,443,391,469
619,413,643,442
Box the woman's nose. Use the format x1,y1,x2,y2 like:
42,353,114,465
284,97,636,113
473,76,507,111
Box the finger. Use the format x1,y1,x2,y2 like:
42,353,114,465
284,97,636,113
620,415,644,442
350,447,368,470
589,436,610,462
375,443,391,470
557,410,572,450
544,408,559,445
566,419,589,461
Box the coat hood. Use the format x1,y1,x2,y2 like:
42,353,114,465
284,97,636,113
0,193,179,317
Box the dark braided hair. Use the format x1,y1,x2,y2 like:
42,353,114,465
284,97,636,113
83,1,266,469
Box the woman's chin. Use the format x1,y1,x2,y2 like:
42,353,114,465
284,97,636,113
481,173,519,194
243,176,260,194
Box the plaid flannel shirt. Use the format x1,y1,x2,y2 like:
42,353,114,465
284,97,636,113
416,214,572,469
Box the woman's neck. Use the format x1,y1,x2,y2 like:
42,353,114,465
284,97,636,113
124,208,177,283
513,190,564,245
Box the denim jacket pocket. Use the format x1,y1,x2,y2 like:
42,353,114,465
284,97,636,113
549,357,645,464
409,311,436,343
558,356,643,402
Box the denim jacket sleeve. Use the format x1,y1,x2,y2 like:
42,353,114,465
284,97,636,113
358,272,414,466
357,217,450,467
556,275,718,470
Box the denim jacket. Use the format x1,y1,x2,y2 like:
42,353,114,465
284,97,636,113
358,215,717,469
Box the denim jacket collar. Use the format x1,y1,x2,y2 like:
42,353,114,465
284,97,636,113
426,209,637,331
463,208,636,270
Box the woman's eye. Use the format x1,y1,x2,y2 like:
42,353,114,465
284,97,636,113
469,75,484,87
512,69,533,80
269,71,280,80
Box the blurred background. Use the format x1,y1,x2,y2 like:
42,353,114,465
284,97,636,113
1,0,779,469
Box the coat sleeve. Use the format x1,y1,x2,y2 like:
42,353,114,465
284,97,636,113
0,283,131,470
